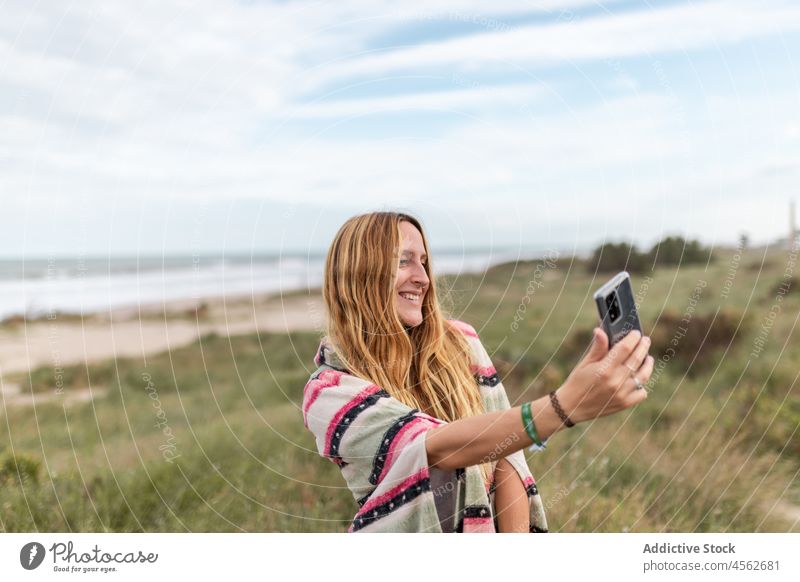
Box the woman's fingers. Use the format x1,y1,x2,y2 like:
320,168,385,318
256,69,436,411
622,334,651,376
605,330,641,366
623,355,654,406
638,354,655,382
625,380,649,406
631,355,654,390
582,327,609,364
566,332,653,422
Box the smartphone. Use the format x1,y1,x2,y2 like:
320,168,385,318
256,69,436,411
593,271,642,347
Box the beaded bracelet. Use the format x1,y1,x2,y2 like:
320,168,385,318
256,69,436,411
520,402,544,447
548,390,576,428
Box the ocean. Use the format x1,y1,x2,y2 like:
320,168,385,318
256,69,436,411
0,248,542,320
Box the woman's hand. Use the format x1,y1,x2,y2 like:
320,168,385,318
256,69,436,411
555,328,653,424
426,327,653,470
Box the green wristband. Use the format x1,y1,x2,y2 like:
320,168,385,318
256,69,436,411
521,401,543,447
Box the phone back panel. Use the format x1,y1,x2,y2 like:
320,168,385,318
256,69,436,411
594,274,642,347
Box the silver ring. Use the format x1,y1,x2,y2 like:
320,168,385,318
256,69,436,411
633,377,644,390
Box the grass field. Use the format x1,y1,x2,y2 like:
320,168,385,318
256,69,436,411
1,246,798,532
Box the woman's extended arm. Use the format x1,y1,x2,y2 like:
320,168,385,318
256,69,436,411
426,328,653,470
425,390,568,469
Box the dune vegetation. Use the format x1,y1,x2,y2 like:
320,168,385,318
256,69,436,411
2,246,798,532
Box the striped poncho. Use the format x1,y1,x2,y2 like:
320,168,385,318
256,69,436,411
302,319,548,533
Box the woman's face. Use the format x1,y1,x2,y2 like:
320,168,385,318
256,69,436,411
395,221,430,328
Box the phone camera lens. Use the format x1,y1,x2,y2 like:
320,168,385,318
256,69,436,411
606,292,620,322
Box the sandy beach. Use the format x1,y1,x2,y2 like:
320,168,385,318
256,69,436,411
0,291,325,406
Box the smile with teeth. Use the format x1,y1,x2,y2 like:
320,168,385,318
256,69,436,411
399,292,422,303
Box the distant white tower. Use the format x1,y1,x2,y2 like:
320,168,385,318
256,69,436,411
791,200,798,249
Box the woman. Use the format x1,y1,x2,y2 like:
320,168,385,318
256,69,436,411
302,211,653,532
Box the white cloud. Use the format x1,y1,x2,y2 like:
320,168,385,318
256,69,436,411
307,0,800,89
283,82,545,118
1,0,798,252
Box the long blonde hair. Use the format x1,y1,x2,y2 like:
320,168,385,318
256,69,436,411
322,212,490,481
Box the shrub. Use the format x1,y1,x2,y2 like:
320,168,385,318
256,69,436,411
647,236,714,267
770,275,798,298
649,309,746,376
0,451,41,484
24,361,116,394
587,242,649,274
587,237,713,274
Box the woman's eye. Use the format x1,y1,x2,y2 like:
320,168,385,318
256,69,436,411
399,259,409,266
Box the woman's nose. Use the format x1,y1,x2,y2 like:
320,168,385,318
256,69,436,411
411,262,429,286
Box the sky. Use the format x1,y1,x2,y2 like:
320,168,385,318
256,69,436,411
1,0,799,257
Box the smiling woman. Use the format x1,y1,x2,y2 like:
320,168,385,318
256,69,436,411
302,210,652,532
302,211,547,532
395,221,429,327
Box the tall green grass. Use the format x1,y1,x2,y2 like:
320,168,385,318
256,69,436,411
2,248,797,532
